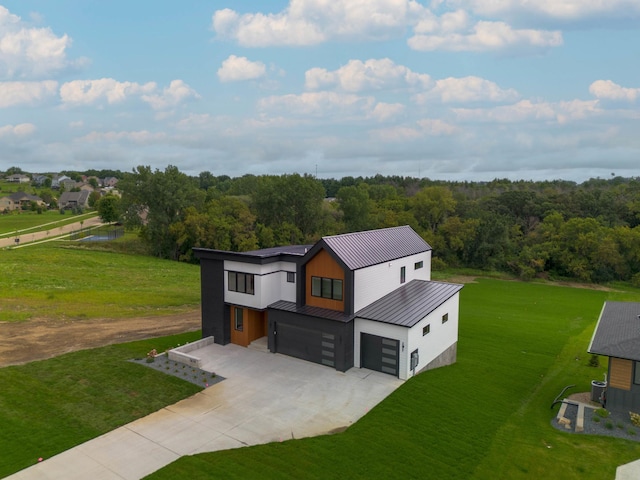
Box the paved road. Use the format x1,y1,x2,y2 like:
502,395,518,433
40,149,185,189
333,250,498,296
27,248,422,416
0,216,103,249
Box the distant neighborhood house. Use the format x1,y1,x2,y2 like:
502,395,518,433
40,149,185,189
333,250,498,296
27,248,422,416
7,174,30,183
59,191,90,210
0,192,45,212
195,225,463,380
588,301,640,411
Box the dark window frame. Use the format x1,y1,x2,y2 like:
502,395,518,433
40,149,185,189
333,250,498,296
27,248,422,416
228,271,255,295
311,276,343,301
400,266,406,284
234,308,243,332
422,324,430,336
286,271,295,283
442,313,449,324
414,261,423,270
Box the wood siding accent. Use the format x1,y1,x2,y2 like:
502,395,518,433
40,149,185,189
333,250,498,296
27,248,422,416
230,307,267,347
305,248,345,312
610,357,633,391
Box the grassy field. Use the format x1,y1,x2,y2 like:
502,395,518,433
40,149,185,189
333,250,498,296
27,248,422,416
147,279,640,480
0,242,200,322
0,210,95,236
0,331,202,478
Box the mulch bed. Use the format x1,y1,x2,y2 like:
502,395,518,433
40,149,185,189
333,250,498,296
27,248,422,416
130,354,224,389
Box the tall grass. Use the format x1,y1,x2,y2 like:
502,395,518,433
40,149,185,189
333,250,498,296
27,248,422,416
0,243,200,322
148,280,640,480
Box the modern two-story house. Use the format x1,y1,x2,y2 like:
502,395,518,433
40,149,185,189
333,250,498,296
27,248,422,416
194,225,463,380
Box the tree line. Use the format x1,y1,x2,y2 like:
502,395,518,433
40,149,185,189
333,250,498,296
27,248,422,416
102,166,640,286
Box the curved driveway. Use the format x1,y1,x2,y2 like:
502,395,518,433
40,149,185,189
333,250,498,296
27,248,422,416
9,343,403,480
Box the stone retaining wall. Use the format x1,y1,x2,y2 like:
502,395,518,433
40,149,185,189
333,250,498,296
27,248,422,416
168,336,215,368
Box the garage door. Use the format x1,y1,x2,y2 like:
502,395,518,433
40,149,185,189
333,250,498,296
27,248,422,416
361,333,399,376
275,323,336,367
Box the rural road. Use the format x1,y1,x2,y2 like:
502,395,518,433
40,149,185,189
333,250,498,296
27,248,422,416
0,215,104,249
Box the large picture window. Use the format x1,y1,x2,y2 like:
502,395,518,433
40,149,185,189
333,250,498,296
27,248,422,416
228,271,255,295
311,276,343,301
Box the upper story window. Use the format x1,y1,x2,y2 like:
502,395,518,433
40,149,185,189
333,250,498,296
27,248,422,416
286,272,295,283
442,313,449,324
400,266,406,284
414,261,423,270
228,271,255,295
311,276,343,301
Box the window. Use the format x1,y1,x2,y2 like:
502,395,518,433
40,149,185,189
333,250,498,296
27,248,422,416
442,313,449,324
400,266,406,284
311,276,343,301
423,324,430,336
286,272,295,283
234,308,243,332
414,261,423,270
228,271,254,295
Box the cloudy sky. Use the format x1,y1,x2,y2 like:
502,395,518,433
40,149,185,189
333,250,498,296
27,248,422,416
0,1,638,182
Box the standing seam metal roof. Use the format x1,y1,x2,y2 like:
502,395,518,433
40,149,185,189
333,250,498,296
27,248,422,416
588,301,640,361
356,280,463,327
322,225,431,270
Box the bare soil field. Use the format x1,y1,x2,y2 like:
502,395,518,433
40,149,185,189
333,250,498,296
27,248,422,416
0,310,201,367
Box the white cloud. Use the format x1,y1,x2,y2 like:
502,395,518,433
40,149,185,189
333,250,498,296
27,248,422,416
0,6,82,79
0,122,36,137
409,20,562,52
416,76,519,103
305,58,432,92
258,91,375,117
212,0,427,47
78,130,168,144
217,55,267,82
141,80,200,110
453,99,600,124
369,102,405,121
449,0,640,21
0,80,58,107
589,80,639,102
60,78,156,106
417,118,458,135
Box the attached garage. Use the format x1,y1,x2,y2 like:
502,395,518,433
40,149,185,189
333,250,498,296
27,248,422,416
268,300,354,372
360,333,400,377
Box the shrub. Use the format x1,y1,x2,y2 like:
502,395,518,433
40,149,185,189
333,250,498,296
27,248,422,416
629,411,640,427
595,408,610,418
588,354,600,367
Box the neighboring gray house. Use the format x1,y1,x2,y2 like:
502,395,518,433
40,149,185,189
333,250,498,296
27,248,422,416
33,174,50,186
58,190,90,209
195,226,463,380
588,301,640,411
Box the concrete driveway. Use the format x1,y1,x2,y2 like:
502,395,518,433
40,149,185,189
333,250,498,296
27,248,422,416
9,343,403,480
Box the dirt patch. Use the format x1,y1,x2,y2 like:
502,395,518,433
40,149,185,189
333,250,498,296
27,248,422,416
0,309,201,367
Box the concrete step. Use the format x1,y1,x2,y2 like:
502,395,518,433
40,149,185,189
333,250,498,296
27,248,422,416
248,336,269,353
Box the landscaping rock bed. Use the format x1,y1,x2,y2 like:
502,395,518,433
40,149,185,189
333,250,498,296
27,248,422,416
130,354,224,389
552,402,640,442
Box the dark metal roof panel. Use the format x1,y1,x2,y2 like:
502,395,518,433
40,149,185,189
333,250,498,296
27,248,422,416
269,300,354,323
356,280,463,327
588,301,640,361
322,225,431,270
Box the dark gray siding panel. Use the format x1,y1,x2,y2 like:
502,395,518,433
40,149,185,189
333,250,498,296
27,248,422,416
200,258,229,344
268,309,354,372
606,361,640,411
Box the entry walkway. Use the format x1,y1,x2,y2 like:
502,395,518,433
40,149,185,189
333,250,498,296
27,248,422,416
9,343,403,480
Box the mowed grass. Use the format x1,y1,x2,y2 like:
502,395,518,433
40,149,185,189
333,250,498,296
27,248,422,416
148,279,640,480
0,243,200,322
0,211,95,236
0,331,202,478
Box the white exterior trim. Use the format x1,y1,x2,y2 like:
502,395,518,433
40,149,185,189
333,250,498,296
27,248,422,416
224,260,296,309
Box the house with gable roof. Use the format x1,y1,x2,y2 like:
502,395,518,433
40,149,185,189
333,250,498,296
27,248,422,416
195,225,462,380
588,301,640,410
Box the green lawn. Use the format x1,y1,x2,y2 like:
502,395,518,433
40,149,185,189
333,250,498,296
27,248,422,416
0,211,95,236
0,243,200,322
147,279,640,480
0,331,202,478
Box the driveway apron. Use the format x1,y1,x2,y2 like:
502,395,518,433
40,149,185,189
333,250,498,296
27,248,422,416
8,343,403,480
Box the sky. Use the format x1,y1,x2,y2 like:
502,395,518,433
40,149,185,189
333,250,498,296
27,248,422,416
0,0,638,182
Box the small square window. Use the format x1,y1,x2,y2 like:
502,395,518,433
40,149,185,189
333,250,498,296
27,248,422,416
414,261,423,270
442,313,449,324
422,324,430,336
287,272,295,283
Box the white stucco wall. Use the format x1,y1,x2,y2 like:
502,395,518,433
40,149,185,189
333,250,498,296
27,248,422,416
353,250,431,312
224,260,297,309
405,293,459,376
354,291,459,380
